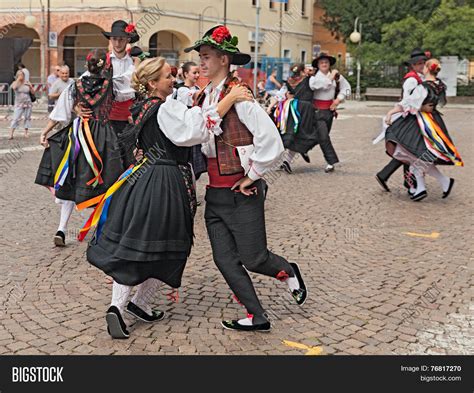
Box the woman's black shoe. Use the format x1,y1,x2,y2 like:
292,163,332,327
289,262,308,306
410,190,427,202
442,178,455,199
54,230,66,247
221,319,271,332
375,174,390,192
126,301,165,323
301,153,311,163
105,306,130,339
281,161,292,174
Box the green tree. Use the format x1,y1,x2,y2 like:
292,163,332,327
319,0,441,42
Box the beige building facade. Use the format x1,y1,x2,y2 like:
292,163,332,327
0,0,314,83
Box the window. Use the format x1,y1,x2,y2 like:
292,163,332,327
301,0,306,16
283,49,291,59
284,1,289,12
301,50,306,64
252,0,257,6
269,1,274,9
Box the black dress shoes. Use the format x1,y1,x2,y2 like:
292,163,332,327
126,301,165,323
442,178,455,199
411,190,427,202
375,174,390,192
221,319,271,332
289,262,307,306
281,160,293,174
54,230,66,247
105,306,129,339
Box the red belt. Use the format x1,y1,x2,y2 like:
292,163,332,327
109,99,133,121
313,99,333,110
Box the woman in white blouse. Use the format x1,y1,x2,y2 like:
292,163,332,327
310,53,351,173
83,57,251,339
384,59,463,201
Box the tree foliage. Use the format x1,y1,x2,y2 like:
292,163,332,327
319,0,441,42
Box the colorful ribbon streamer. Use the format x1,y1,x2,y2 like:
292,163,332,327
53,125,74,190
416,112,463,166
77,159,148,242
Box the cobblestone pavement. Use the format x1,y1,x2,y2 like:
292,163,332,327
0,102,472,355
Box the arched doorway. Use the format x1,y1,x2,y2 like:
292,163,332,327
59,23,108,78
2,24,41,82
148,30,191,66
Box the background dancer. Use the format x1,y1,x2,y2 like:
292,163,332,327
310,53,351,173
384,58,463,202
375,48,429,193
35,49,123,245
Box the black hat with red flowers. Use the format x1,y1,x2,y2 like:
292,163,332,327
184,25,251,65
102,20,139,44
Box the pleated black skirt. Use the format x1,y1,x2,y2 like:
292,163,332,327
385,111,454,165
281,101,319,154
86,160,196,287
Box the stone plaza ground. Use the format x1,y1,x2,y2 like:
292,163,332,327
0,101,472,355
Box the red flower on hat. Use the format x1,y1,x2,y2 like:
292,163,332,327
125,23,136,33
211,26,231,44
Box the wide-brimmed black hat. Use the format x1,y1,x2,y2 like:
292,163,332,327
312,53,336,68
102,20,139,44
404,48,429,66
184,25,251,66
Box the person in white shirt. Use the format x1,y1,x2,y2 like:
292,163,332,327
74,20,139,168
375,48,429,194
310,53,351,172
174,61,208,179
182,25,308,332
175,61,201,107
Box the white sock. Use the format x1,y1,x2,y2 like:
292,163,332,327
426,165,450,191
57,200,75,233
238,316,253,326
287,276,300,291
410,165,426,194
131,278,162,316
111,281,133,314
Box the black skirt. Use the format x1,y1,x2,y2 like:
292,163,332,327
34,127,75,200
281,100,319,154
86,160,196,287
35,120,124,203
385,111,454,165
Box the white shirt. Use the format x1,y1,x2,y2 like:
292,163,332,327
109,52,135,102
49,85,74,123
176,85,200,107
309,71,351,101
402,72,425,100
201,77,284,181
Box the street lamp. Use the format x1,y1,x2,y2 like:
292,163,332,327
350,17,362,101
24,0,47,86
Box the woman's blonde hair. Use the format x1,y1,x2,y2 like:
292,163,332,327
426,58,441,76
132,57,166,96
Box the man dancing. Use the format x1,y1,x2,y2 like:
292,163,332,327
184,26,307,332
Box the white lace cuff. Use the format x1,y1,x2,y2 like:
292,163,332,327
203,105,223,136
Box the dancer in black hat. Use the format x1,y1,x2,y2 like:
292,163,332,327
374,48,430,193
182,25,307,332
309,53,351,173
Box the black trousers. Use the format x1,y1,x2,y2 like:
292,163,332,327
377,158,416,188
315,109,339,165
204,180,294,322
